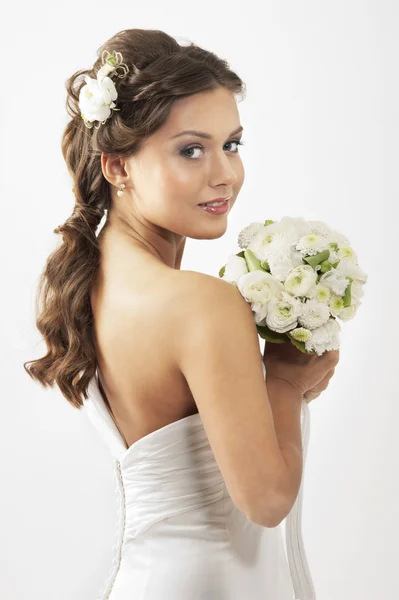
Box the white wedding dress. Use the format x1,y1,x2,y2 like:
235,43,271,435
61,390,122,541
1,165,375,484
82,355,315,600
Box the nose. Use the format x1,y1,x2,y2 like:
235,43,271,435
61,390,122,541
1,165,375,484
210,151,238,188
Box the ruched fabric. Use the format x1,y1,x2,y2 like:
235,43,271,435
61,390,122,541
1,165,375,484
82,355,315,599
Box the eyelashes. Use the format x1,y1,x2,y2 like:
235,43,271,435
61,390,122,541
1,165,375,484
179,139,246,160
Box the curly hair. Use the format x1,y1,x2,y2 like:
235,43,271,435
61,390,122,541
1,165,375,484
23,28,246,409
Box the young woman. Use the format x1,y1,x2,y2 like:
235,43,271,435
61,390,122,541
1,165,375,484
24,28,338,600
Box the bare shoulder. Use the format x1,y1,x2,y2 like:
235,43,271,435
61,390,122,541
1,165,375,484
168,268,259,364
170,269,255,326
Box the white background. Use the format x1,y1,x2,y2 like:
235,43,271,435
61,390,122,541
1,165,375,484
1,1,397,599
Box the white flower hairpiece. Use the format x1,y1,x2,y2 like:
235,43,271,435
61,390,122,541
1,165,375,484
78,50,130,129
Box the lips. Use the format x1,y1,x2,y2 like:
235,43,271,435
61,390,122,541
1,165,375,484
198,195,232,206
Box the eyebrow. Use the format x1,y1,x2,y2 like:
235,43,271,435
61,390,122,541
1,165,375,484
171,125,244,140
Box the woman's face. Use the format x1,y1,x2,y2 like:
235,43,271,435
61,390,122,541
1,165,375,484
121,86,245,241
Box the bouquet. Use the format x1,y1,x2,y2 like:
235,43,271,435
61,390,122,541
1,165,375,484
219,217,368,356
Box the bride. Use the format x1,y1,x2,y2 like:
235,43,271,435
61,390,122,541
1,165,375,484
24,27,338,600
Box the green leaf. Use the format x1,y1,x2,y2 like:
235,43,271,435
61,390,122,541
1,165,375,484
244,248,262,272
288,337,308,353
256,324,288,343
288,336,318,354
219,264,226,278
343,278,352,307
319,259,333,273
303,249,330,268
260,259,270,272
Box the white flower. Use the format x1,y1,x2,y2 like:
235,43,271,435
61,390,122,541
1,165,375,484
328,228,351,247
296,232,329,256
318,269,351,296
248,227,290,260
307,220,351,248
351,280,365,301
327,248,341,263
306,283,332,302
328,294,345,317
334,259,368,284
250,301,269,325
266,249,304,282
307,220,333,237
237,270,283,303
337,245,358,262
79,71,118,127
222,254,248,285
304,317,341,355
265,291,302,333
298,298,331,330
247,217,308,261
284,265,318,297
338,301,361,321
289,327,313,342
279,216,312,240
237,222,264,249
237,271,284,325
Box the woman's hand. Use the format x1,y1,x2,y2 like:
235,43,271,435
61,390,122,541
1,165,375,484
263,340,339,402
303,367,336,404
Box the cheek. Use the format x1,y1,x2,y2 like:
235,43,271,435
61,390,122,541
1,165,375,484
153,156,189,188
157,160,204,200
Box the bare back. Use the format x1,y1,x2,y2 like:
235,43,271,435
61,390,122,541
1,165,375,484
90,255,199,450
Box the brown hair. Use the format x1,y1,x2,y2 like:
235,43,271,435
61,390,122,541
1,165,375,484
23,28,246,409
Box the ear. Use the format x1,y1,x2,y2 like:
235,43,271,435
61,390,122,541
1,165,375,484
101,152,128,187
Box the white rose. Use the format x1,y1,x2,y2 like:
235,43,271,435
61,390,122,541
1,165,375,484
246,217,305,260
79,74,118,124
266,291,301,333
222,254,248,285
266,249,303,282
284,265,318,297
247,227,290,261
250,301,269,325
237,270,283,303
237,270,283,325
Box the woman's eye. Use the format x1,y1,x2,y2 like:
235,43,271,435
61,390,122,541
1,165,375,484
179,139,245,160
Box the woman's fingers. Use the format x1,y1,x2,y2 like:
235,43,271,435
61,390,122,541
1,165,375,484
303,368,335,404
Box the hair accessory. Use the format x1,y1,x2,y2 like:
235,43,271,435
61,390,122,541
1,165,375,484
79,50,130,129
117,183,126,197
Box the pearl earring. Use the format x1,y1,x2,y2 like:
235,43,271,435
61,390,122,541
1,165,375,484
117,183,126,197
